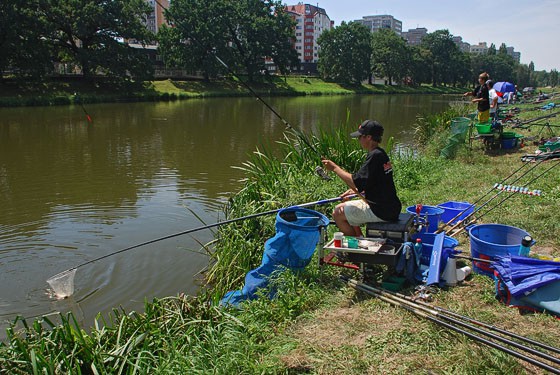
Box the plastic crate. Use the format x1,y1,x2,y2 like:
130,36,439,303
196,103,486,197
437,201,474,225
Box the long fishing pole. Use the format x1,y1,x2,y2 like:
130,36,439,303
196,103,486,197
344,277,560,357
74,93,93,123
443,158,551,235
47,195,353,281
436,159,545,233
512,111,558,128
448,158,560,237
342,277,560,374
449,159,560,236
346,279,560,366
155,0,330,181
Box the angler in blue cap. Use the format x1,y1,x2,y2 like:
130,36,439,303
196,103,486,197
321,119,402,237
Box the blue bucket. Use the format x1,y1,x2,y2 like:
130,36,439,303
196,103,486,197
437,201,474,225
406,205,444,233
411,232,459,266
469,224,531,277
501,137,517,149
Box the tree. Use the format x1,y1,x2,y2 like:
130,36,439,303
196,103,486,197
159,0,230,81
408,46,431,85
487,43,496,55
317,22,372,84
420,30,461,86
160,0,298,82
469,53,515,84
370,28,410,85
448,50,471,87
498,43,508,55
38,0,155,80
550,69,558,87
0,0,52,79
226,0,299,81
514,63,531,88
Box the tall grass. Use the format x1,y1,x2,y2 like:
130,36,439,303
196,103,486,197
413,102,471,147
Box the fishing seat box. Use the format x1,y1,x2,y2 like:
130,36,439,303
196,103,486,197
365,213,413,243
345,243,403,267
322,239,403,267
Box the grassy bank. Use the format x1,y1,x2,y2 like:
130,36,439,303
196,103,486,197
1,101,559,373
0,76,466,107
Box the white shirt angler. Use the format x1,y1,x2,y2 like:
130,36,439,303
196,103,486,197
489,88,503,114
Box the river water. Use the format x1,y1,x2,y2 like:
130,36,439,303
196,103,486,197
0,94,454,338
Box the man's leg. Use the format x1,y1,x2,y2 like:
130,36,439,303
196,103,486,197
334,203,366,237
352,226,364,237
333,203,355,236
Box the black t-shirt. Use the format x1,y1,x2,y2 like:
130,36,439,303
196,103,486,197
352,147,402,221
473,84,490,112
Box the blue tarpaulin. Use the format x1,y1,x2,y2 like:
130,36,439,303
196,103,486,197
492,255,560,316
220,207,329,307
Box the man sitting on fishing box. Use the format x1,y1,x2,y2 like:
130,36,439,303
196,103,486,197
321,120,402,237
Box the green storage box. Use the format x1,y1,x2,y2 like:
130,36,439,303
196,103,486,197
382,276,406,291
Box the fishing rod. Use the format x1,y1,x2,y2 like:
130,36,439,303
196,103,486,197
512,111,558,128
448,159,560,237
347,275,560,355
345,278,560,367
155,0,330,181
342,277,560,374
47,195,353,285
74,93,93,123
436,159,546,234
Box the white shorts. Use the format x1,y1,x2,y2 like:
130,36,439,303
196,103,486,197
343,200,385,226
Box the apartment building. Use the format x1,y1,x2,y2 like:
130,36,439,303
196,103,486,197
354,15,402,36
402,27,427,46
452,36,471,53
145,0,168,34
284,3,333,72
470,42,488,54
506,47,521,63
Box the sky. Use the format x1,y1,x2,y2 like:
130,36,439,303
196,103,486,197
312,0,559,71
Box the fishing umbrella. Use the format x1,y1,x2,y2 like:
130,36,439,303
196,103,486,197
493,81,515,94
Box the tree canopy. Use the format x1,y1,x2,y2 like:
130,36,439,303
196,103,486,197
0,0,52,78
370,28,409,85
159,0,298,82
317,22,372,84
0,0,557,88
38,0,155,79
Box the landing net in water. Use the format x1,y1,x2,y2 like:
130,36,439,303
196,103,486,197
47,268,77,299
